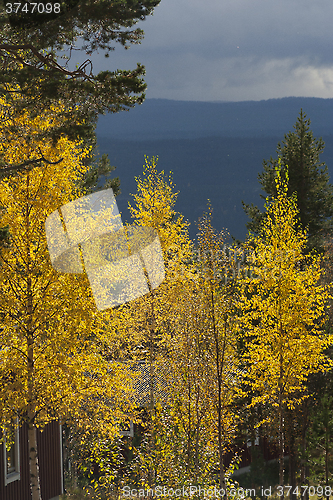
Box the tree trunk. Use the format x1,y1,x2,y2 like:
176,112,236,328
194,385,200,483
186,332,192,479
217,397,226,494
325,424,329,500
27,339,41,500
279,400,285,491
26,172,42,500
148,289,155,493
211,289,226,496
287,410,296,500
28,421,42,500
148,330,154,491
278,350,285,497
27,312,41,500
300,401,309,500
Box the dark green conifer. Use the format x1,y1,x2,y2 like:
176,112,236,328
0,0,161,159
243,110,333,252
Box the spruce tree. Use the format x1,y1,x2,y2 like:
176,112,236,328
243,110,333,252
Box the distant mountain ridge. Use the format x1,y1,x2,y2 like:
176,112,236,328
96,97,333,140
95,98,333,241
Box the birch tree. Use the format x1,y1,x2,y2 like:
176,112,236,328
125,156,193,488
116,158,241,491
196,206,241,492
239,164,333,490
0,94,133,500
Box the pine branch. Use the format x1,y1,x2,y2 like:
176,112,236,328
0,44,94,81
0,148,63,174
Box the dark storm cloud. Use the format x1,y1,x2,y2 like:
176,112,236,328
88,0,333,101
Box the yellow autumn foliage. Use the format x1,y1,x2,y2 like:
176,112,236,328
121,158,241,489
239,166,332,408
0,95,134,442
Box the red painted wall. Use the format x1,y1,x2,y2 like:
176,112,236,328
0,421,62,500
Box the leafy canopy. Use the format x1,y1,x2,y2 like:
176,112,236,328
240,163,333,410
0,94,134,450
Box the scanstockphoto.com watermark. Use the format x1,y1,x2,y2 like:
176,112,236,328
122,485,256,498
194,246,300,284
122,485,333,499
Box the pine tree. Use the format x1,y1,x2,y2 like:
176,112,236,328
0,0,161,157
243,110,333,252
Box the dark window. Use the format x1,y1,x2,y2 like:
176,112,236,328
3,419,20,485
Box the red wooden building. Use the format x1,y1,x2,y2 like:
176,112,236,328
0,421,63,500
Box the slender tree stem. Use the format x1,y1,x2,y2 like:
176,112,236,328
25,172,42,500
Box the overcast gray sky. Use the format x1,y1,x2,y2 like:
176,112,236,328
88,0,333,102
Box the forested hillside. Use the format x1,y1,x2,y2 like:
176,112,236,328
96,97,333,140
96,98,333,241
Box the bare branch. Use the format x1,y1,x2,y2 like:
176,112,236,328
0,153,64,174
0,43,94,82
